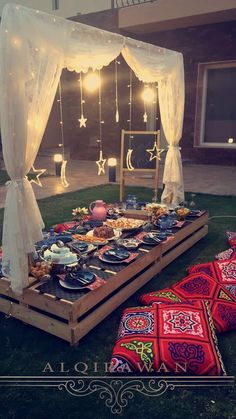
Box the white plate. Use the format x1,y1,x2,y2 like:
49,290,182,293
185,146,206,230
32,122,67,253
86,229,121,242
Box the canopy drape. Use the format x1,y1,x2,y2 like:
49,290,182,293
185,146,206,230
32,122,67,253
0,3,185,293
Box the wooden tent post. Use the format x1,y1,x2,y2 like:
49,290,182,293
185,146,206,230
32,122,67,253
119,130,160,203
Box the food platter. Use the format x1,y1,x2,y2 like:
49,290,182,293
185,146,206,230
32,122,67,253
72,233,108,246
86,229,121,243
105,217,144,231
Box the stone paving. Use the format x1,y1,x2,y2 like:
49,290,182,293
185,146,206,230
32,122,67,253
0,157,235,208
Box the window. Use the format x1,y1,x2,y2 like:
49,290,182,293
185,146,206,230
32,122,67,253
194,61,236,148
52,0,59,10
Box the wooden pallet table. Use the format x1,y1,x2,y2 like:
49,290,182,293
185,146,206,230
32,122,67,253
0,213,208,345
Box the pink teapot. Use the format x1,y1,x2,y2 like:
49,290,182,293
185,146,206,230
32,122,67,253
89,200,107,221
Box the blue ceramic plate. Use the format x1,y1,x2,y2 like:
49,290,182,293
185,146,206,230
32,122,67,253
71,241,88,252
142,235,161,245
104,248,130,261
61,270,96,289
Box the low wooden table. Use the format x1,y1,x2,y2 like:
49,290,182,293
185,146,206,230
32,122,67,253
0,212,208,345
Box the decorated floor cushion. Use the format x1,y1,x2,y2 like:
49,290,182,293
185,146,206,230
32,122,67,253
187,262,217,278
226,232,236,248
215,248,236,261
187,260,236,295
110,301,226,375
139,287,185,305
139,273,236,333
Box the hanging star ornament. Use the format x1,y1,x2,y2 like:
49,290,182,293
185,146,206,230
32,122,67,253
27,165,46,187
96,150,106,175
146,142,165,162
78,114,87,128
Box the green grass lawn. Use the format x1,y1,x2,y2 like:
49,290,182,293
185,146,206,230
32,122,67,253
0,184,236,419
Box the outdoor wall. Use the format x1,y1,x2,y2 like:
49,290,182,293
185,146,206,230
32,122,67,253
42,8,236,165
0,0,111,18
141,20,236,165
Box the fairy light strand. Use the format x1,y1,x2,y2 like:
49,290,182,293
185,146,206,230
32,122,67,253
96,70,106,175
115,60,120,123
78,72,87,127
58,80,69,187
126,69,134,171
128,69,132,148
58,81,65,161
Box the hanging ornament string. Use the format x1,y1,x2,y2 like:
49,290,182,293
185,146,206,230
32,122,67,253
96,70,106,175
126,69,134,171
58,80,69,188
78,72,87,128
115,60,120,123
143,84,148,124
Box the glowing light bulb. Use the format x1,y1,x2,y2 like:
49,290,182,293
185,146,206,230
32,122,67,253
142,87,156,103
84,72,100,92
54,154,63,163
108,158,117,167
11,37,22,49
228,138,234,144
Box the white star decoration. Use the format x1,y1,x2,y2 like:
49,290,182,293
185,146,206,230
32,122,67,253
96,150,106,175
146,142,165,162
27,165,46,187
78,114,87,128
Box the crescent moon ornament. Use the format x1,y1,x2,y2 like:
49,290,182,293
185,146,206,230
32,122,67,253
61,160,69,188
126,148,134,171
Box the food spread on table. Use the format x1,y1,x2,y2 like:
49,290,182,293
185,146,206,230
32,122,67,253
30,201,205,288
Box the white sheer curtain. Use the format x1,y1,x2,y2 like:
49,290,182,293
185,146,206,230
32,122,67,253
158,54,185,206
0,4,184,293
122,38,185,206
0,4,67,293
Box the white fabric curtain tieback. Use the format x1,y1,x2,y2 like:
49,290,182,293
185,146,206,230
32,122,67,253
168,145,181,151
5,179,25,188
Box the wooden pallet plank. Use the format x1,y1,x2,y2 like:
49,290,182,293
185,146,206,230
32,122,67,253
162,213,208,253
161,225,208,269
0,298,71,342
71,245,162,321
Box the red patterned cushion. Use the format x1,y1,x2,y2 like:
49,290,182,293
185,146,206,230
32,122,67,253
214,260,236,284
187,262,217,278
226,231,236,248
110,301,226,375
139,287,184,305
139,273,236,333
215,248,235,260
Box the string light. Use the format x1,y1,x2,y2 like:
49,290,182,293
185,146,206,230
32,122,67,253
115,60,120,123
58,81,69,188
96,70,106,175
126,69,134,171
78,72,87,128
